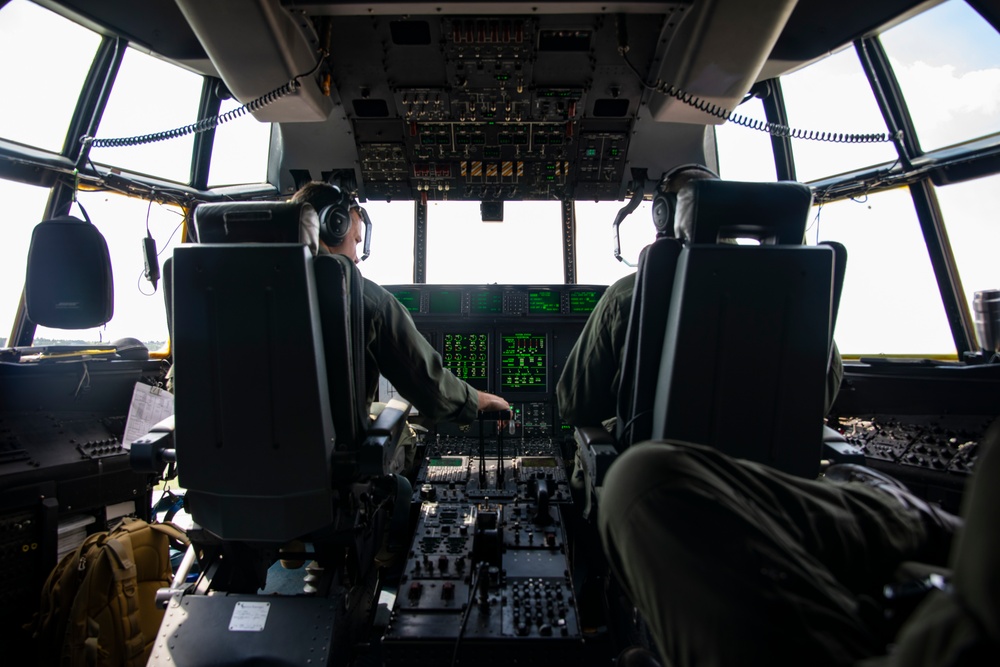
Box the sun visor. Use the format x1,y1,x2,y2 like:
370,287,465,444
647,0,798,125
174,0,333,122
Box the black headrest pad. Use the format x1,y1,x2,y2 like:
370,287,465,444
193,201,317,253
674,180,813,245
25,216,113,329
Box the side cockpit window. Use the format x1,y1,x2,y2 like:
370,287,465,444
880,0,1000,153
0,180,51,346
88,48,204,184
0,0,101,153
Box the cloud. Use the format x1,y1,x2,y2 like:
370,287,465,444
891,59,1000,148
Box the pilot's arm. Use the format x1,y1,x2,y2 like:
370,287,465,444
556,274,635,427
362,278,506,423
826,340,844,415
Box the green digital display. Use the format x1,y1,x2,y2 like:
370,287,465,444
528,290,560,314
429,457,465,467
391,290,420,313
520,456,558,468
429,290,462,314
470,291,503,314
443,332,489,390
501,333,546,392
569,290,600,314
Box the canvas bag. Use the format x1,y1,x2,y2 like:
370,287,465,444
31,517,188,667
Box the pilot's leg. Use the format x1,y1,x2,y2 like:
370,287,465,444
597,440,949,667
860,428,1000,667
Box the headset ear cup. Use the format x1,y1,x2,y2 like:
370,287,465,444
653,164,719,236
318,203,351,246
652,191,676,236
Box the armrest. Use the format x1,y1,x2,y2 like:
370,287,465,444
574,426,619,495
130,414,177,475
821,424,865,465
359,397,412,476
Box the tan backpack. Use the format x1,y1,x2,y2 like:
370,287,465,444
30,517,189,667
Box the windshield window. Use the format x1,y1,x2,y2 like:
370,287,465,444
358,200,416,284
575,200,653,285
425,200,563,284
0,0,101,153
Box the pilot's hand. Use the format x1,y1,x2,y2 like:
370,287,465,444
477,391,512,430
477,390,510,413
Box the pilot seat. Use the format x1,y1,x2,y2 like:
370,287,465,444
136,200,411,666
578,177,840,512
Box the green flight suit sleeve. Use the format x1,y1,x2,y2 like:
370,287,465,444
363,279,480,424
556,274,635,427
826,340,844,415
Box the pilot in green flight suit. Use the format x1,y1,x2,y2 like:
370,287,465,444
557,265,845,429
598,433,978,667
166,184,509,476
555,165,843,530
291,182,510,446
556,167,974,666
556,164,843,430
274,183,512,570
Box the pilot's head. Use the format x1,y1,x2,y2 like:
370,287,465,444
651,164,719,239
291,181,365,264
334,206,365,264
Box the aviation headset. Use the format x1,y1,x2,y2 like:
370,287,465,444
316,184,356,247
651,163,720,237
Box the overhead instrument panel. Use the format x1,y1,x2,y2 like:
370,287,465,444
325,12,675,202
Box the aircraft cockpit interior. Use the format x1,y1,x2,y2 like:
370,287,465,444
1,0,999,665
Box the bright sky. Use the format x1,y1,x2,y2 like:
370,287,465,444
1,0,998,354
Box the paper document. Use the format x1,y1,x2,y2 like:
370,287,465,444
123,382,175,447
378,375,418,415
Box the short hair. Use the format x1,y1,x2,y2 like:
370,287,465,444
659,164,719,194
291,181,350,211
652,165,719,237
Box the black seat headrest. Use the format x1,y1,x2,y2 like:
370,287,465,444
193,201,318,253
25,216,113,329
674,180,813,245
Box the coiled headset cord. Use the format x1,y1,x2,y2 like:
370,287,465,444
81,52,327,149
